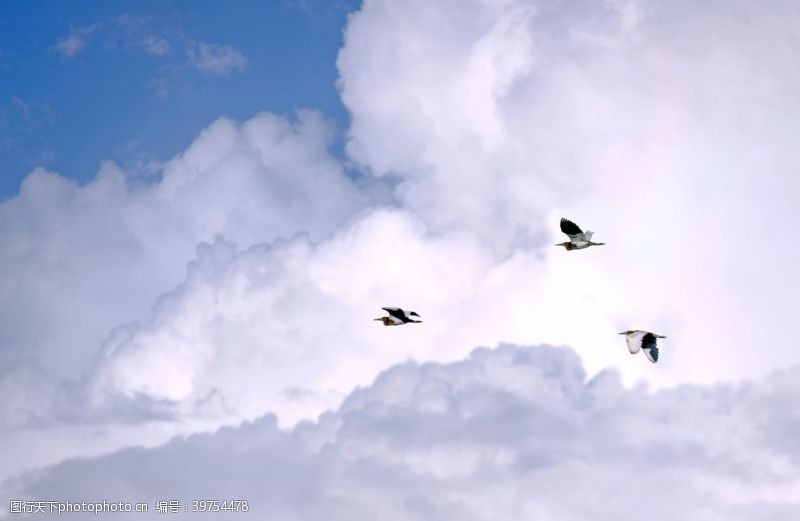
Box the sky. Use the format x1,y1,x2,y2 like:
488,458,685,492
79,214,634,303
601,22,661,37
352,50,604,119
0,0,356,198
2,0,800,519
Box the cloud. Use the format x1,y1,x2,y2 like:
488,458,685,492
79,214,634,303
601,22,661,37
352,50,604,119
10,97,30,119
337,0,800,375
55,25,100,58
188,42,249,75
339,0,800,242
0,109,362,405
55,17,172,59
8,0,800,511
53,17,250,79
6,345,800,520
147,76,171,97
3,96,55,131
0,110,366,479
89,208,493,424
115,15,171,56
139,36,171,56
0,187,627,486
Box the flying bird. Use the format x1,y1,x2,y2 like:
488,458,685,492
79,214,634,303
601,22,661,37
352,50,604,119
620,330,667,363
556,218,605,250
374,307,423,326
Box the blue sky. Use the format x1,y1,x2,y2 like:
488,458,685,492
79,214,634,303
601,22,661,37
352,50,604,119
0,0,356,199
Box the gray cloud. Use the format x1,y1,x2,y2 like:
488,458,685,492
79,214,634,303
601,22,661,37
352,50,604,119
6,345,800,520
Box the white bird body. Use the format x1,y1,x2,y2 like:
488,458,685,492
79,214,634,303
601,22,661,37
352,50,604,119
568,233,593,249
374,307,422,326
620,330,666,363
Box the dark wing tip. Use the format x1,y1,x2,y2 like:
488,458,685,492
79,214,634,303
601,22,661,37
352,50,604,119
560,218,583,235
382,307,406,320
647,346,659,363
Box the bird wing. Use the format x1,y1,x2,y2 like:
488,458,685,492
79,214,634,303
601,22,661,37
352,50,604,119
641,333,659,363
382,307,408,321
560,218,584,238
583,230,594,241
625,331,646,354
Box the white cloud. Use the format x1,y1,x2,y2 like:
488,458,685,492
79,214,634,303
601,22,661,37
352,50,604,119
89,208,493,424
0,200,627,485
188,42,249,75
54,17,251,81
80,201,656,432
0,110,366,479
337,0,800,375
339,0,800,240
139,36,171,56
55,25,100,58
115,14,172,56
8,0,800,512
7,345,800,520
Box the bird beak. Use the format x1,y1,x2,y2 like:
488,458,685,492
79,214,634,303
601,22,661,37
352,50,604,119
618,332,626,335
657,335,667,338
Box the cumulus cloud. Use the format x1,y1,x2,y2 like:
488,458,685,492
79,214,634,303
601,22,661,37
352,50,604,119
0,109,360,391
188,42,249,75
89,209,491,424
0,110,366,480
0,194,624,486
6,345,800,520
340,0,800,240
8,0,800,511
338,0,800,375
84,202,660,431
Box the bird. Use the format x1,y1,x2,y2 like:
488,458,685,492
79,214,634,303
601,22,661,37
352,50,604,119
374,307,423,326
619,330,667,363
556,218,605,250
